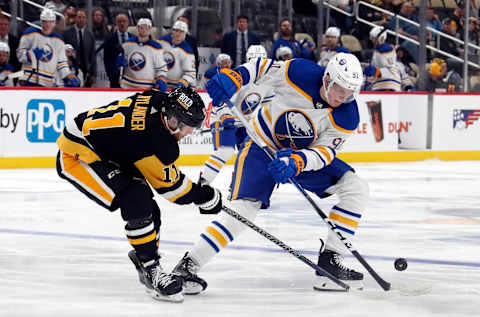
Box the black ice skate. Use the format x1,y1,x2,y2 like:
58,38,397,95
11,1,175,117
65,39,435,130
313,240,364,291
172,252,207,295
128,250,184,302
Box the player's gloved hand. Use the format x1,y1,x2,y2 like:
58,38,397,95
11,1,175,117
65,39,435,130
32,48,45,60
195,184,222,214
217,115,237,147
116,55,127,67
364,65,378,78
154,79,167,92
206,69,242,107
63,74,80,87
267,148,306,184
176,81,185,87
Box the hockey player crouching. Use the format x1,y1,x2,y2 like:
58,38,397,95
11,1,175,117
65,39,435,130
172,53,369,293
56,87,222,302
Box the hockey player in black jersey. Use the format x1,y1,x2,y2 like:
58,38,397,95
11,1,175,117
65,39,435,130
56,86,221,302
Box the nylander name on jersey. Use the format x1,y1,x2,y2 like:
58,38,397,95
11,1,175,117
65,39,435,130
233,58,359,172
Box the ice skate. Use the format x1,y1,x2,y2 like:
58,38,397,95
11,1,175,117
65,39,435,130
313,240,364,291
172,252,207,295
128,250,184,302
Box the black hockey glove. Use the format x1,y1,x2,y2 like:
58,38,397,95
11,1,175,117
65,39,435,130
196,185,222,214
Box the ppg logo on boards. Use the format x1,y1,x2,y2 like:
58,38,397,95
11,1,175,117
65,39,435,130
26,99,65,142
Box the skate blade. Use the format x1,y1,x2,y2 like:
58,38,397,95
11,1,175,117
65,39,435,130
313,276,363,292
183,281,203,295
146,288,184,303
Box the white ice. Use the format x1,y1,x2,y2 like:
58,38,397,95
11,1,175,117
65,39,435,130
1,160,479,317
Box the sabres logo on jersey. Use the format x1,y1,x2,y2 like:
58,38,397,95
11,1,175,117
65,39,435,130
39,44,53,63
128,51,146,71
273,109,316,150
241,92,261,115
163,51,176,69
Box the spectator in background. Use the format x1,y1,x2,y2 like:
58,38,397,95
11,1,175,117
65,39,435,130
55,44,83,87
0,42,14,86
63,8,96,87
103,13,132,88
426,7,442,48
388,1,419,63
272,18,314,61
437,18,461,58
63,6,76,27
317,27,349,66
450,3,465,40
425,58,463,92
119,18,167,91
178,15,199,79
0,14,20,71
159,20,196,88
275,46,293,61
92,7,110,41
221,15,260,67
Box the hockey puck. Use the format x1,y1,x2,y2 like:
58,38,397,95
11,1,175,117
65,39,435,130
394,258,408,271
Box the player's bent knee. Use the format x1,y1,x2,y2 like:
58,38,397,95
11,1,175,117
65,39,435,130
217,199,261,235
117,179,155,221
338,172,369,207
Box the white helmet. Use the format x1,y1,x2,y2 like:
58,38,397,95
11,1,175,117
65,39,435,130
40,8,56,22
246,45,267,61
276,46,293,61
0,42,10,55
325,27,340,38
172,20,188,33
369,26,387,44
137,18,152,28
215,53,231,67
323,52,363,102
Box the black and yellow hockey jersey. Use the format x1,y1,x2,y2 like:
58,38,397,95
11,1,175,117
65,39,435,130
57,89,203,205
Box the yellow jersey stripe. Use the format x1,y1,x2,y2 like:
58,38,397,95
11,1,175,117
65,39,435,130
330,212,359,228
284,60,312,102
231,139,252,200
328,112,355,134
206,226,228,247
128,231,157,245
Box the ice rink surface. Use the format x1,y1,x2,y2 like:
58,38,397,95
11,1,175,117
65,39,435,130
1,160,479,317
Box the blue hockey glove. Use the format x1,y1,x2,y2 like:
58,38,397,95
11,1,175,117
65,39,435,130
63,75,80,87
218,115,237,147
206,69,242,107
267,148,306,184
154,79,167,92
364,65,378,78
176,81,185,87
116,55,127,67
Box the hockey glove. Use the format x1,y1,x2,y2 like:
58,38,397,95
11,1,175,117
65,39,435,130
116,55,128,68
196,184,222,214
63,74,80,87
364,65,378,78
206,69,242,107
154,79,168,92
215,115,237,147
267,148,306,184
176,81,185,87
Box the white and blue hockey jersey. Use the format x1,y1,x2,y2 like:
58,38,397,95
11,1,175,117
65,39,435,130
232,58,359,172
158,34,196,87
370,43,402,91
16,27,71,87
120,37,167,89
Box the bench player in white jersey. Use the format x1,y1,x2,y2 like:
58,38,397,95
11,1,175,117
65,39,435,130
158,21,196,89
317,27,349,67
171,53,369,294
198,45,273,197
118,18,167,91
16,8,79,87
0,42,14,86
364,26,414,91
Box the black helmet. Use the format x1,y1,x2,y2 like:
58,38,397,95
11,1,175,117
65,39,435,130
163,86,206,128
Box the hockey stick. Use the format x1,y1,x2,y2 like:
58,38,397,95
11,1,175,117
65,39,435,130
222,98,391,291
222,205,350,291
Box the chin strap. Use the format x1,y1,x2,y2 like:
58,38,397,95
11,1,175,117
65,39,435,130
164,115,180,135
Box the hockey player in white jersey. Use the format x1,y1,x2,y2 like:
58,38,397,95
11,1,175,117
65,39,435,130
172,53,369,294
318,27,349,67
17,8,79,87
198,45,273,194
158,20,196,88
0,42,14,86
118,18,167,91
364,26,414,91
